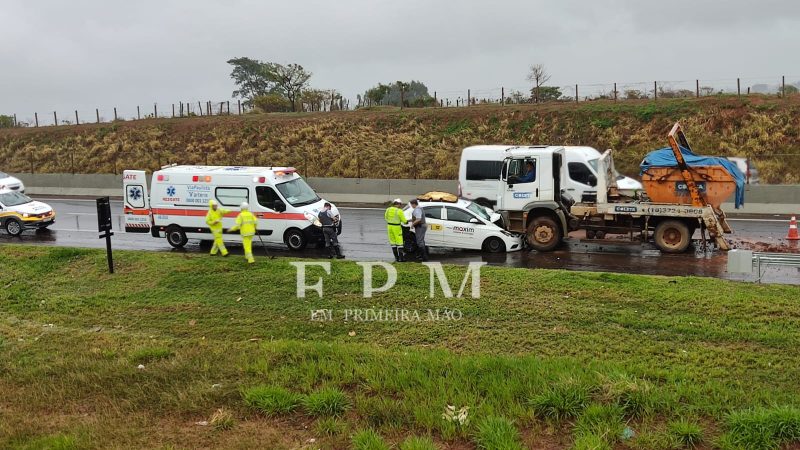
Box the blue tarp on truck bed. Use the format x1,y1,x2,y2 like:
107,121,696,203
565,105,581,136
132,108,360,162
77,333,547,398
640,146,745,208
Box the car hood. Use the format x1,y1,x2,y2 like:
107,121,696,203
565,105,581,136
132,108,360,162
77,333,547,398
10,201,52,214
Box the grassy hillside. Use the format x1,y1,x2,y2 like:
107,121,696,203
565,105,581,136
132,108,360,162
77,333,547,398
2,96,800,183
2,246,800,449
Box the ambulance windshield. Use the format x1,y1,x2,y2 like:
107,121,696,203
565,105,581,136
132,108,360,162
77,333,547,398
276,178,320,207
0,191,32,207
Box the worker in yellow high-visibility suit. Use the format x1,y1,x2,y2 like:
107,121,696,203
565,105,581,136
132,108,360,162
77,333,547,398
229,202,258,264
206,199,229,256
385,198,408,262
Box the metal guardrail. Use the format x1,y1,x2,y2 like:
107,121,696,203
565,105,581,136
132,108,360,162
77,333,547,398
753,252,800,283
727,249,800,283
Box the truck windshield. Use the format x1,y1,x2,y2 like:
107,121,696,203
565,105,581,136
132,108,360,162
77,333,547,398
276,178,320,207
0,191,32,207
466,202,491,221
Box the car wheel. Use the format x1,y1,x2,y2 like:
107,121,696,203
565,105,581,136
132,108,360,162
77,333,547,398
284,228,307,251
165,225,188,248
526,216,561,252
654,220,691,253
5,219,23,237
482,236,506,253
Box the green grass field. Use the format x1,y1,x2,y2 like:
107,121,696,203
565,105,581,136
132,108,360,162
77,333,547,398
1,245,800,449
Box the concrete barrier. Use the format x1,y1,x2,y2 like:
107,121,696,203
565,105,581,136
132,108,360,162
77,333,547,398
10,173,799,214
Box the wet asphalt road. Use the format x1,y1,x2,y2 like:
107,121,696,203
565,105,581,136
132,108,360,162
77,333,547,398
2,197,798,284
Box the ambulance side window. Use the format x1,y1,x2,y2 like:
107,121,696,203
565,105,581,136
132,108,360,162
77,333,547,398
216,187,249,207
126,184,145,208
256,186,281,209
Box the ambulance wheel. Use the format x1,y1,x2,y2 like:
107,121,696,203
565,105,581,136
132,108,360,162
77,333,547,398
165,225,188,248
5,219,23,236
284,228,307,251
526,216,561,252
654,220,691,254
482,237,506,253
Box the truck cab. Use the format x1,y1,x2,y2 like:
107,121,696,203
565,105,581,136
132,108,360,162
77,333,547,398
495,146,575,251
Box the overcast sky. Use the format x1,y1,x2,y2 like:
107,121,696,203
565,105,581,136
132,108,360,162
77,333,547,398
2,0,799,121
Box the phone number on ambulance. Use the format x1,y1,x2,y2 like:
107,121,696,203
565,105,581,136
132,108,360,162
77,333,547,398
642,206,704,215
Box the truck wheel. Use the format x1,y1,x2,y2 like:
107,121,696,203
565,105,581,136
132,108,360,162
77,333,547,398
5,219,23,236
284,228,307,251
654,220,691,253
526,216,561,252
482,237,506,253
165,225,188,248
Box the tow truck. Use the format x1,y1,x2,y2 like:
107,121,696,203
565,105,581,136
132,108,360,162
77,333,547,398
494,123,737,253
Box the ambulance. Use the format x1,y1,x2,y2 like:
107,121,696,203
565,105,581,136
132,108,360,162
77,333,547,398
123,165,341,251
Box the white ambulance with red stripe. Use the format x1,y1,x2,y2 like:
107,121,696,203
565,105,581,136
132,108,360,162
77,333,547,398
123,165,341,251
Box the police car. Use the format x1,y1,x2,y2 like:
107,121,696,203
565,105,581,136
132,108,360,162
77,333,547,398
403,195,523,253
0,189,55,236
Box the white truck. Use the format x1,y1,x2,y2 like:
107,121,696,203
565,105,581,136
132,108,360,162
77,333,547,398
494,124,734,253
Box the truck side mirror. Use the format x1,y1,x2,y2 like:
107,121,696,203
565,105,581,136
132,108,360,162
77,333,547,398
273,200,286,212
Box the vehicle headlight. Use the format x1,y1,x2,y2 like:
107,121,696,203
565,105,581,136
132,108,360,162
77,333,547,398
304,212,321,227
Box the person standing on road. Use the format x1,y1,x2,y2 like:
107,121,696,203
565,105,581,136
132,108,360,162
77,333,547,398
205,199,229,257
385,198,408,262
409,199,428,261
318,202,344,259
229,202,258,264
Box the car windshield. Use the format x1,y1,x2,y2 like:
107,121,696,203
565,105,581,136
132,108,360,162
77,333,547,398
0,171,8,178
466,202,491,221
275,178,320,207
0,191,32,207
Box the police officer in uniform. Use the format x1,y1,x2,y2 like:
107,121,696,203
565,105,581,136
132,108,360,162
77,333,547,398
318,202,344,259
409,199,428,261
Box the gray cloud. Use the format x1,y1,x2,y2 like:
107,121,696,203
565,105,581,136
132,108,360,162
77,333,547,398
1,0,798,121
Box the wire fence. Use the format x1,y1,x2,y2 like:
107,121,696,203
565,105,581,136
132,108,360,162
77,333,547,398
1,75,799,128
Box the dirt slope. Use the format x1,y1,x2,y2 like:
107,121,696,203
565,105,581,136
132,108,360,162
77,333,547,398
1,96,799,183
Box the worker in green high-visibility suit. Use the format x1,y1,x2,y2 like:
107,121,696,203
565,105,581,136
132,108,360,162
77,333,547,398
384,198,408,262
205,199,229,256
229,202,258,264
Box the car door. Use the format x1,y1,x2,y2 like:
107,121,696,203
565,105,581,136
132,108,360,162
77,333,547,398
443,206,482,249
421,206,445,246
499,157,540,211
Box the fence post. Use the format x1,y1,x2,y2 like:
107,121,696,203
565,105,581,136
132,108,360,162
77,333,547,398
467,89,470,106
96,108,100,124
207,101,211,116
737,78,741,97
75,110,79,125
35,112,38,127
654,81,658,101
238,99,242,115
434,91,437,106
114,107,118,121
198,101,203,116
54,111,58,126
172,104,175,118
13,114,17,127
575,84,579,103
782,75,786,98
613,83,617,101
137,106,140,120
696,79,700,98
154,103,158,118
501,87,504,105
227,101,230,115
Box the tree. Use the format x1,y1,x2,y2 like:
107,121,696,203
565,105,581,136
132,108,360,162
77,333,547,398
271,63,312,112
364,83,391,106
0,115,14,128
253,94,291,113
781,84,799,96
227,57,278,104
531,86,562,102
526,64,551,103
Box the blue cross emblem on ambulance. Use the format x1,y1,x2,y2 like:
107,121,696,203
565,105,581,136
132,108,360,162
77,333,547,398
128,186,142,201
166,186,176,197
